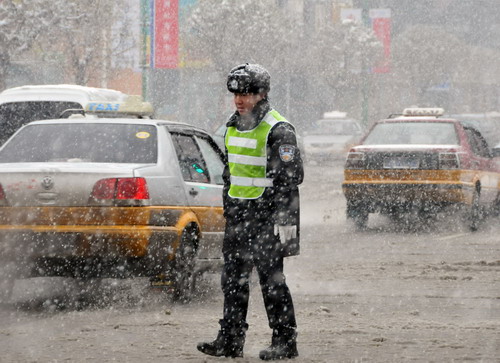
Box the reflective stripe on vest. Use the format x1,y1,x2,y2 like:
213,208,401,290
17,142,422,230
226,109,288,199
230,176,274,187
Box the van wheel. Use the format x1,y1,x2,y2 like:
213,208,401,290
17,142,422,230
172,227,199,302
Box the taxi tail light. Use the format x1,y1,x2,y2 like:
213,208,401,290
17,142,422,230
91,178,117,199
345,151,365,169
116,178,149,199
439,152,460,169
91,178,150,200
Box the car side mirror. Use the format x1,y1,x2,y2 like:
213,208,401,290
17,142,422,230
491,147,500,158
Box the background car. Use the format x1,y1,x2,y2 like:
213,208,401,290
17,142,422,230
303,111,362,163
0,116,225,303
343,107,500,230
445,112,500,147
212,123,226,152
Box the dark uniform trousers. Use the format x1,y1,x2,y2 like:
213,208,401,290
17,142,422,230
221,219,297,332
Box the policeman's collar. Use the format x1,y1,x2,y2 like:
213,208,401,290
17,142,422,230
227,99,270,128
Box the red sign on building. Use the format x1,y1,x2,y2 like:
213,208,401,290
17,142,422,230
370,9,391,73
152,0,179,69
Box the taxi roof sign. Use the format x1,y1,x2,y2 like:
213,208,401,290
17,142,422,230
85,95,153,117
402,107,444,117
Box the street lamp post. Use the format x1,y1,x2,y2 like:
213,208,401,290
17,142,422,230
361,0,370,128
140,0,150,101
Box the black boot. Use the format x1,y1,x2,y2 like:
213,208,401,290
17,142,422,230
197,320,247,358
259,327,298,360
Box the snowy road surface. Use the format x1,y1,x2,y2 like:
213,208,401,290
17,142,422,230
0,163,499,362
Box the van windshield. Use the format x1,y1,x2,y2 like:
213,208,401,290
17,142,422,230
0,101,82,145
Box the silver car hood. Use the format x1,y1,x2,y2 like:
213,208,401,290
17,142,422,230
0,162,147,207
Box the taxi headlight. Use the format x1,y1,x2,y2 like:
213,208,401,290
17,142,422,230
345,151,365,169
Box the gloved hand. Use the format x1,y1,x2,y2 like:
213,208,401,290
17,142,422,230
274,225,297,244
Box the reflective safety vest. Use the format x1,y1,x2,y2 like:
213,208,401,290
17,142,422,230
226,109,288,199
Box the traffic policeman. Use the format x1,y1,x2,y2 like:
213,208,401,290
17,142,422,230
197,63,304,360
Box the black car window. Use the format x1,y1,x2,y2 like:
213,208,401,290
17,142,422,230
0,123,157,163
0,101,83,145
171,133,210,183
195,135,224,185
465,128,491,158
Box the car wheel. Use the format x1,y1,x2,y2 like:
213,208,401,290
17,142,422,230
172,227,199,302
346,203,368,229
468,189,482,231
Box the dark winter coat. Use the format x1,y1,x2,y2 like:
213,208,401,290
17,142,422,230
222,99,304,258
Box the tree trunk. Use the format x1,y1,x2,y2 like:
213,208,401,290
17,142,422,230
0,55,10,91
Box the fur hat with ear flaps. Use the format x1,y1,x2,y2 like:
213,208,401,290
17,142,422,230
227,63,271,94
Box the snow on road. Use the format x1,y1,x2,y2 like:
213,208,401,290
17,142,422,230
0,163,498,362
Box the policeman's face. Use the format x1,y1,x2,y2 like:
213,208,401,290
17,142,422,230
233,93,264,116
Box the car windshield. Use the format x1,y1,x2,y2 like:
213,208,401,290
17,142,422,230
363,122,459,145
0,123,157,163
315,119,359,135
0,101,83,145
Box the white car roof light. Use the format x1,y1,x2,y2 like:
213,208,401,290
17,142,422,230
402,107,445,117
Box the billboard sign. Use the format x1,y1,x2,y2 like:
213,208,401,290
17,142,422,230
369,9,391,73
151,0,179,69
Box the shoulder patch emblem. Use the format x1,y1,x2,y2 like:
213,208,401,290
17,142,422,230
279,144,295,162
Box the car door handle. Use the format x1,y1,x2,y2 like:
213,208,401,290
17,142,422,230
189,188,198,196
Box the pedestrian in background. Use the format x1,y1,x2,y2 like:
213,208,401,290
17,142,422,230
197,63,304,360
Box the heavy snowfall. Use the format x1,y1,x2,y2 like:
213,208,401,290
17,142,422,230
0,0,499,362
0,163,498,362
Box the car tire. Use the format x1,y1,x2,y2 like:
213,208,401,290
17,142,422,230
172,227,199,302
347,203,368,229
468,189,482,232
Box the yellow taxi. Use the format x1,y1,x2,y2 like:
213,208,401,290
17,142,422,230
0,110,225,302
342,108,500,230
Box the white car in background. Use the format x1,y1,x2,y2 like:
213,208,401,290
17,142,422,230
445,112,500,147
303,111,362,162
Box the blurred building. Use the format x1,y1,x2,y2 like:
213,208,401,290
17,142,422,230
5,0,500,128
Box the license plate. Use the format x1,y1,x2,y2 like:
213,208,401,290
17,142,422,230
383,157,419,169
